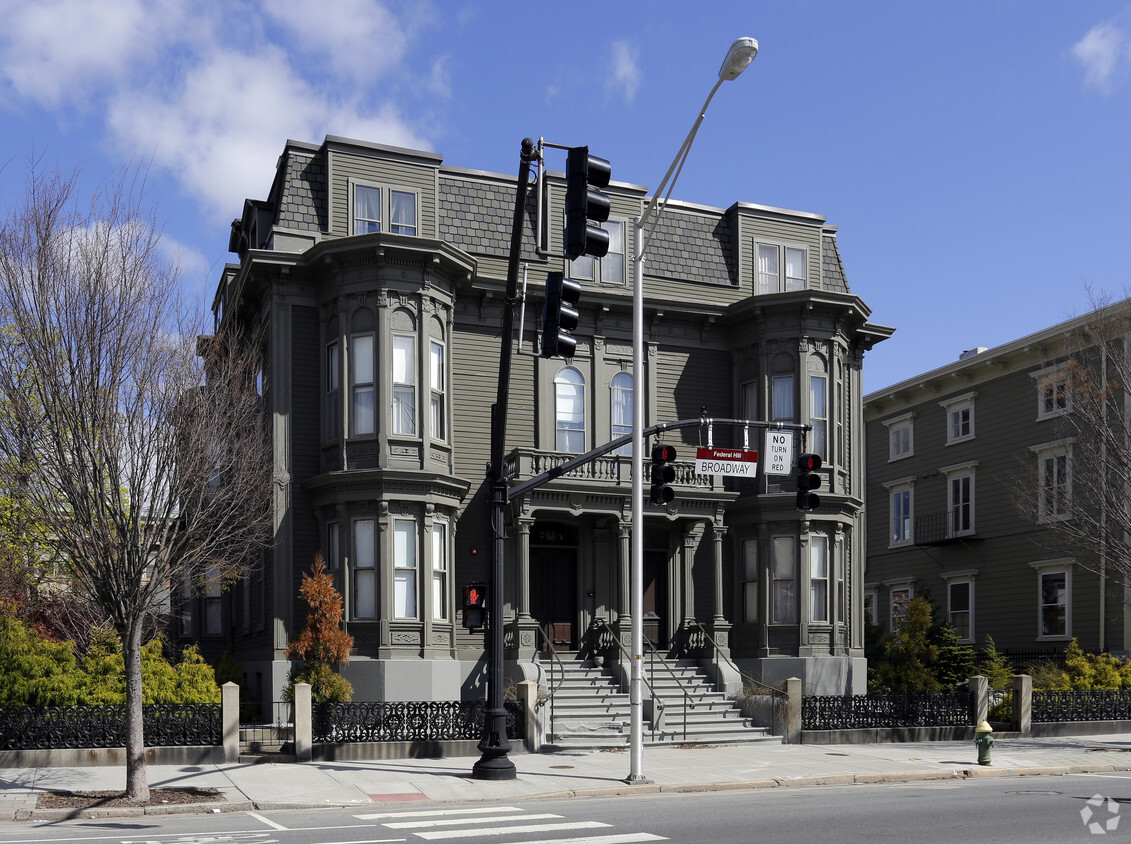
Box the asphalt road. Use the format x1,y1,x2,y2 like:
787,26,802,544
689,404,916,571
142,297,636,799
1,772,1129,844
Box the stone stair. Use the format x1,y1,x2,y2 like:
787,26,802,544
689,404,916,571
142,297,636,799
541,654,779,750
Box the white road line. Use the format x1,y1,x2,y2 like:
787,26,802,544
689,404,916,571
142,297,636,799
356,806,523,820
415,821,612,840
502,835,667,844
249,812,289,830
383,813,563,829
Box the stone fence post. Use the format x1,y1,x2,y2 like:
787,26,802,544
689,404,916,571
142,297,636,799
968,675,988,725
294,683,312,762
222,681,240,763
785,677,802,744
517,680,540,753
1012,674,1032,736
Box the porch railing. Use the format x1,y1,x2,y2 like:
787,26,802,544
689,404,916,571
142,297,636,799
687,620,787,736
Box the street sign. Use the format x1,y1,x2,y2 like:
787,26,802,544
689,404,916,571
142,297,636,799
695,447,758,477
765,431,794,475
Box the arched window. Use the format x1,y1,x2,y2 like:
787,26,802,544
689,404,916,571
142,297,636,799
555,367,585,453
610,371,633,455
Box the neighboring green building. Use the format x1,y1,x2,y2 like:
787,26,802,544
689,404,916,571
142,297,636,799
185,135,890,706
864,309,1131,660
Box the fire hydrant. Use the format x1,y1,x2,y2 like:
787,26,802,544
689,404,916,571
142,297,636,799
974,720,994,765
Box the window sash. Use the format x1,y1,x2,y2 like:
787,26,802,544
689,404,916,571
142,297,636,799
393,335,416,435
610,372,632,456
949,581,971,639
354,519,375,619
810,536,828,623
772,375,794,422
351,334,375,436
742,539,758,624
810,376,827,457
892,489,911,543
1040,572,1067,637
757,243,778,294
394,519,417,619
555,368,585,453
601,220,625,284
430,340,445,440
785,247,806,290
949,475,973,535
771,536,796,624
432,523,447,621
390,190,416,235
354,185,381,234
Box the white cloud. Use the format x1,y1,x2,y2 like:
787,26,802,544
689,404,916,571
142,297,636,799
609,40,642,105
1072,21,1131,93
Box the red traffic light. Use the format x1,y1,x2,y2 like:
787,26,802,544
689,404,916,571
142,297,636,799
798,453,822,472
651,443,678,463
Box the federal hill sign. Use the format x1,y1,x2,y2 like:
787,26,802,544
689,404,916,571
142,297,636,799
695,447,759,477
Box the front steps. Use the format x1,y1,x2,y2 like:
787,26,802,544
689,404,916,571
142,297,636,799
540,655,780,751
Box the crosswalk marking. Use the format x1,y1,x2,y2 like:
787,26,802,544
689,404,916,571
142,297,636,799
504,836,667,844
383,813,565,829
414,821,612,840
356,807,523,820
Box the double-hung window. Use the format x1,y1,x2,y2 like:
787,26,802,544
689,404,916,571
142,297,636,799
809,375,827,458
884,478,914,545
393,335,416,436
809,534,829,623
771,535,796,624
431,522,448,621
943,461,977,537
570,220,626,285
1032,439,1073,522
742,539,758,624
610,371,633,456
887,581,914,630
430,340,446,441
883,412,914,461
757,243,807,294
352,183,418,236
351,334,375,436
1033,364,1071,420
940,392,976,445
555,366,585,452
942,573,975,642
326,340,340,440
394,519,417,619
353,519,376,619
1032,561,1072,639
772,375,794,423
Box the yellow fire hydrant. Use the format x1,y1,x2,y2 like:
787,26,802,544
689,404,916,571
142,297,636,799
974,720,994,765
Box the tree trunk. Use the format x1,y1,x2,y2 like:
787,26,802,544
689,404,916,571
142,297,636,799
121,622,149,802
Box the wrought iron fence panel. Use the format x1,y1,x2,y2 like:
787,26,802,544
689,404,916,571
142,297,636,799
802,693,971,731
0,704,221,750
1033,690,1131,722
313,700,524,744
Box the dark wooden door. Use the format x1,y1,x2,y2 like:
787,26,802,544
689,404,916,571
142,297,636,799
531,547,577,649
642,550,667,647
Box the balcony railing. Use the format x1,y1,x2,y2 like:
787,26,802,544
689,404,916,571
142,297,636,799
505,447,718,493
914,511,976,546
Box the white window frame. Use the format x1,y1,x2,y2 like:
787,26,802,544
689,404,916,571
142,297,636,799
882,412,914,462
353,518,376,619
326,339,340,441
610,371,633,456
771,374,794,423
429,339,446,442
571,219,627,285
863,586,878,626
1032,363,1071,421
204,567,222,636
942,460,978,537
809,375,827,458
885,578,915,631
883,477,915,547
555,366,586,453
392,333,417,436
1031,560,1072,640
394,519,418,619
351,181,419,237
431,521,448,621
327,522,340,571
770,535,796,624
742,538,758,624
940,391,976,445
941,570,977,643
756,242,808,294
1031,438,1074,523
350,333,375,436
809,534,829,624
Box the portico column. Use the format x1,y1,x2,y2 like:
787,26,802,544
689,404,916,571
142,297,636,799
511,517,538,660
614,520,633,661
710,523,731,658
680,522,706,625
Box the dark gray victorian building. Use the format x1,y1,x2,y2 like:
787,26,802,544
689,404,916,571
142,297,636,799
187,135,890,706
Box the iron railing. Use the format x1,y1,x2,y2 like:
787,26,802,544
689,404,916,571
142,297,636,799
311,700,523,744
687,620,787,736
534,623,566,743
802,692,971,731
593,618,664,741
0,703,221,750
1033,690,1131,723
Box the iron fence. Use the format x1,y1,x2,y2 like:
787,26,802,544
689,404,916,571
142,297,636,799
802,692,971,731
0,703,221,751
1033,690,1131,723
312,700,524,744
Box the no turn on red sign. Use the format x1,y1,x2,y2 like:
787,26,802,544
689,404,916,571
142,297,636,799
695,447,759,477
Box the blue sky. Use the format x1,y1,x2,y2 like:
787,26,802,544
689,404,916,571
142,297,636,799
0,0,1128,394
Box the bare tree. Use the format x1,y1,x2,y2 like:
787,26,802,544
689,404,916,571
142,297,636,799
0,165,271,801
1019,295,1131,589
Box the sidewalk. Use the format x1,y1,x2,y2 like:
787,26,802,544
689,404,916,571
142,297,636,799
3,733,1131,820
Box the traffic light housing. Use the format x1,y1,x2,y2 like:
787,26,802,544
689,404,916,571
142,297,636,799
565,146,612,260
796,453,823,511
540,271,582,358
462,582,487,630
650,442,678,505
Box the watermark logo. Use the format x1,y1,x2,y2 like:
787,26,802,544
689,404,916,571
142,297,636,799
1081,793,1121,835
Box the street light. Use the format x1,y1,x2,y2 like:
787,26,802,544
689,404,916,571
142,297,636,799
627,36,757,784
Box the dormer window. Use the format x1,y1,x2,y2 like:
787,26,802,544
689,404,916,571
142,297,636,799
352,182,418,236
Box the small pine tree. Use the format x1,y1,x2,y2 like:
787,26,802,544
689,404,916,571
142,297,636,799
979,635,1013,692
870,596,941,694
931,623,977,690
285,554,354,703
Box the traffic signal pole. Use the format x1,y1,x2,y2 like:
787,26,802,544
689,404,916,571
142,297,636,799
472,137,536,781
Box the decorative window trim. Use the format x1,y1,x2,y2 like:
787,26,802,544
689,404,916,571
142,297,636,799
941,460,978,537
883,477,915,547
884,577,915,631
755,241,809,294
770,534,797,625
1031,438,1074,523
809,533,829,624
742,538,759,624
570,218,627,286
940,569,978,643
349,179,420,237
1031,363,1071,421
882,411,915,461
939,391,977,445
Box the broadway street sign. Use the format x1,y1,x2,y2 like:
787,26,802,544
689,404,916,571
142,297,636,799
695,447,759,477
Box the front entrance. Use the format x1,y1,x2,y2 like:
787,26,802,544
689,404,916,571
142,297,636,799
530,545,578,650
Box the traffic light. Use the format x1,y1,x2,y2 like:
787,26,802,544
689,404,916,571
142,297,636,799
540,271,582,358
650,442,678,505
565,146,612,260
462,582,487,630
796,453,823,511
